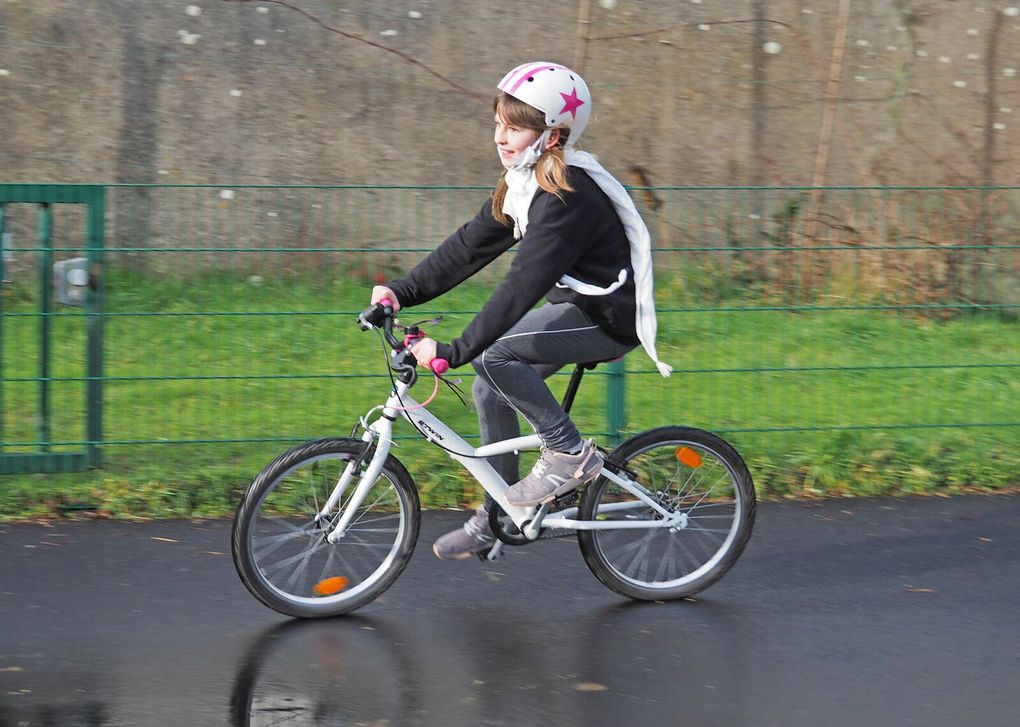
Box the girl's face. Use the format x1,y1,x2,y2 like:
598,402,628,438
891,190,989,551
494,114,542,169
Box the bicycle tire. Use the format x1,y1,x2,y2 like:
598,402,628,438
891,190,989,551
578,427,755,601
232,438,420,618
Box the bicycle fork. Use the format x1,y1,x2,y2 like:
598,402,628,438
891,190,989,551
321,424,395,544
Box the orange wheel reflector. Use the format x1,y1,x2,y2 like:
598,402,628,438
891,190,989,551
676,446,703,468
313,576,350,596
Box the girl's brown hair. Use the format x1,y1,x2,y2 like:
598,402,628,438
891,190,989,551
491,92,573,226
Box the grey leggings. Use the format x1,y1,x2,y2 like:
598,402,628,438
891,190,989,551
470,302,635,502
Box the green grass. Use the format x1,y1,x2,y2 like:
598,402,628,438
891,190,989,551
1,268,1018,519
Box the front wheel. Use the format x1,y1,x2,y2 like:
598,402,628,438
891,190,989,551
232,438,420,618
578,427,755,601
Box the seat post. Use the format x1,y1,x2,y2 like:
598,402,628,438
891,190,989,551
560,364,586,414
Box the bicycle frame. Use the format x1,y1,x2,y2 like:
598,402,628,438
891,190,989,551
322,375,682,546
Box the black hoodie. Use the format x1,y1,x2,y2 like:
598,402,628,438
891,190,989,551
386,166,639,368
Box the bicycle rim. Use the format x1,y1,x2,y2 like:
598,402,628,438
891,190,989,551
240,446,415,613
580,429,754,598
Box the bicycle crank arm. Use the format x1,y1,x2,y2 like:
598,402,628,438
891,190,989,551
482,540,505,562
522,501,552,540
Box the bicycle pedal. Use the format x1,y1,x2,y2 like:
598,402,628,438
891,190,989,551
478,541,504,562
551,490,579,510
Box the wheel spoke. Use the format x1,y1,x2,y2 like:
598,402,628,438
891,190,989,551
329,545,365,582
674,466,698,499
622,531,657,579
681,502,736,512
654,539,678,583
316,546,337,587
253,522,319,560
603,530,655,560
350,512,401,525
282,544,315,594
347,528,400,534
261,539,328,577
348,490,392,528
672,533,700,574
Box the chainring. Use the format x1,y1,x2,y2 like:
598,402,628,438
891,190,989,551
487,489,581,546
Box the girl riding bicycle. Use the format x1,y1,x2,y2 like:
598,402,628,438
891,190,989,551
371,62,671,560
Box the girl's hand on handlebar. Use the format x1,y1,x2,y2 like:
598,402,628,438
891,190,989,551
409,338,450,374
370,285,401,312
410,338,438,369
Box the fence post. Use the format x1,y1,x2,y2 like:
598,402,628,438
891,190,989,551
85,187,104,468
0,204,5,453
606,358,625,446
38,204,52,452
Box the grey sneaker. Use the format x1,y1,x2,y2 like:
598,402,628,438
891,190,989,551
432,507,495,560
505,440,603,507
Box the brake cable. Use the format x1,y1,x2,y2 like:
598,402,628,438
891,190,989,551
367,316,497,461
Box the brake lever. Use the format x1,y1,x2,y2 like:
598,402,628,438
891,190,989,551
390,348,418,385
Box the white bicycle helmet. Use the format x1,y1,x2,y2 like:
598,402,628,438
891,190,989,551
497,62,592,146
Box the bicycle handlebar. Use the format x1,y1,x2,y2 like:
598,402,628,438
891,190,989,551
357,300,450,375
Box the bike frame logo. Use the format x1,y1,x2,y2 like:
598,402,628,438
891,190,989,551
416,419,445,442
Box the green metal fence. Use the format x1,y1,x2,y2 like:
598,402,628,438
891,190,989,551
1,183,1018,509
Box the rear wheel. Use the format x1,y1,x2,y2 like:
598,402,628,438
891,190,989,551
578,427,755,601
232,438,419,617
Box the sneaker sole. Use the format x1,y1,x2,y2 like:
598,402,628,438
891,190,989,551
505,480,584,508
432,542,484,561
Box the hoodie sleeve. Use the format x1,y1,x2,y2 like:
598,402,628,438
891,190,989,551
385,199,516,309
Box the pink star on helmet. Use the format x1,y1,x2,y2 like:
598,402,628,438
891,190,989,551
559,86,585,119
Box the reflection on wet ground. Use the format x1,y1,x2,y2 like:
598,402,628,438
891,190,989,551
225,599,753,726
2,596,750,726
229,617,417,726
2,498,1019,726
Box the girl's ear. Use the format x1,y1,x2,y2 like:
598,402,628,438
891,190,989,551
545,129,561,150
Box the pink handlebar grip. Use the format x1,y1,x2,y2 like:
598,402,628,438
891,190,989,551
379,298,393,307
430,358,450,375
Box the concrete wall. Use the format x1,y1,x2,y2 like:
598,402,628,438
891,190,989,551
1,0,1019,188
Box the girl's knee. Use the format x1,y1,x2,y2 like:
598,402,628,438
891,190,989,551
481,338,522,368
471,371,499,404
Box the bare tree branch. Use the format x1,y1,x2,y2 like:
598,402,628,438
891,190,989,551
223,0,488,103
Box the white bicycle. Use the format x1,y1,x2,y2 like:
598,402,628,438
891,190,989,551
232,301,756,618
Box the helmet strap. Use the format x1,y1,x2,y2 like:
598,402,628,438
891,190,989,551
507,129,553,172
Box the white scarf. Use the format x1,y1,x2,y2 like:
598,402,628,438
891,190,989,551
501,139,673,377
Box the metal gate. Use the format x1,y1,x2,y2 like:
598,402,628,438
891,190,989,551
0,185,104,474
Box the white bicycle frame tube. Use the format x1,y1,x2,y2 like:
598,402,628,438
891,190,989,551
540,468,678,530
327,376,679,541
327,378,537,540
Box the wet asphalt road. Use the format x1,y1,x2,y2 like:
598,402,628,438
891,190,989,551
1,494,1018,727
